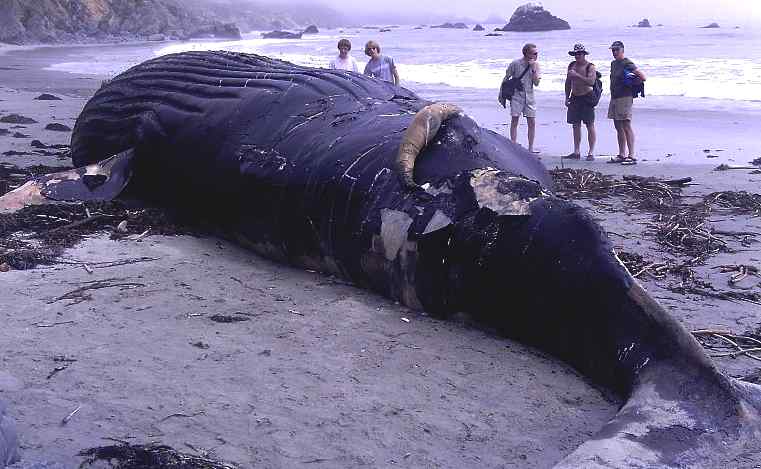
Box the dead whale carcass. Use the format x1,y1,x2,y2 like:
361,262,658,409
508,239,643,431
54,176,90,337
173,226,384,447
2,51,760,468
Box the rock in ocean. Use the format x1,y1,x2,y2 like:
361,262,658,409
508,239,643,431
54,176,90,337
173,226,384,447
499,3,570,32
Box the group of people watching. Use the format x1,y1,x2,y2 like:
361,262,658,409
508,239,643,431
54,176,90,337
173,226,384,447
328,38,646,165
502,40,646,164
329,39,399,86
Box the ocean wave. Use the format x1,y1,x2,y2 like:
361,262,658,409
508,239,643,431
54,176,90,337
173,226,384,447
44,37,761,103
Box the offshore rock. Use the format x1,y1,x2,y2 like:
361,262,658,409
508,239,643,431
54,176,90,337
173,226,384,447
701,22,720,28
473,24,485,31
637,18,652,27
303,25,319,34
431,22,468,29
261,30,302,39
499,3,570,32
186,22,241,40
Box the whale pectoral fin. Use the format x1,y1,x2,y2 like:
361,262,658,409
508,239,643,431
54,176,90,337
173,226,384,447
41,148,135,202
0,149,135,214
397,103,462,189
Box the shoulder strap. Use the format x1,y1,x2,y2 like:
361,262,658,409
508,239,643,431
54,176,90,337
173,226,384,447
518,64,531,79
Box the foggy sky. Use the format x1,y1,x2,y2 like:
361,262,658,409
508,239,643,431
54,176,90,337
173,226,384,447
268,0,761,27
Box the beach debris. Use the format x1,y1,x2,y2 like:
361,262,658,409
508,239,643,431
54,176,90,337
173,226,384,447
116,220,128,233
49,278,145,305
553,169,760,304
30,139,69,149
190,341,209,349
1,168,193,270
34,93,62,101
209,314,250,323
706,191,761,216
33,320,76,327
739,369,761,384
714,164,757,171
692,330,761,363
401,317,410,323
714,264,760,285
44,123,72,132
0,114,37,124
47,365,69,380
78,442,238,469
61,404,82,425
0,262,9,272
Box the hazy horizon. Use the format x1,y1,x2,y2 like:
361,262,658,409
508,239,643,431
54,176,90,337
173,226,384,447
261,0,761,28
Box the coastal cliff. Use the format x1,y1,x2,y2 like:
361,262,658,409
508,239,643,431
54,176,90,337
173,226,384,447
0,0,342,44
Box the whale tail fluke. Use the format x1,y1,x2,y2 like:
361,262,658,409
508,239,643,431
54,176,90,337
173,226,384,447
555,363,761,468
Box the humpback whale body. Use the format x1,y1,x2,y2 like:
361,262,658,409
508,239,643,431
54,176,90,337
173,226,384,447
1,51,760,468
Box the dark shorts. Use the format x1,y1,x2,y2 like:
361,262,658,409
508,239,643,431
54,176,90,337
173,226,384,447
567,94,595,125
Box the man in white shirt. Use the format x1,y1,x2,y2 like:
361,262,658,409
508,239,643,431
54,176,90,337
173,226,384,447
504,43,541,154
329,38,359,72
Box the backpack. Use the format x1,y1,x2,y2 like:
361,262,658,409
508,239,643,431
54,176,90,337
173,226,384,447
588,64,603,106
624,66,646,98
498,65,530,108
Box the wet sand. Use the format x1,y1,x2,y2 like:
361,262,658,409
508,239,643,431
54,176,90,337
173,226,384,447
1,43,760,468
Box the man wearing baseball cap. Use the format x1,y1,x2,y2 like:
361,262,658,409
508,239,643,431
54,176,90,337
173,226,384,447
607,40,646,164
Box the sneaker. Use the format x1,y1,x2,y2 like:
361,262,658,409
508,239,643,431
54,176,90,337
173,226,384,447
585,154,595,161
565,152,581,160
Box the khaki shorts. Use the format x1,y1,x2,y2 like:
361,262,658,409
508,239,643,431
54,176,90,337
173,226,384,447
510,91,536,118
608,96,633,121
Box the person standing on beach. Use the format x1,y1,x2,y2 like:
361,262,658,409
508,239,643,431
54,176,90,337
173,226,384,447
363,40,399,86
608,40,646,164
564,43,597,160
329,39,359,72
505,43,541,154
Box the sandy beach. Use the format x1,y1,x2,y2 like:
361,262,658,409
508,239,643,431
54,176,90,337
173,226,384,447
1,43,760,468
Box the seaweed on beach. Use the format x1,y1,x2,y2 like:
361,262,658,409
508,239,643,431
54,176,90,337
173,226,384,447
551,168,760,261
704,191,761,217
0,162,73,196
552,169,761,306
78,443,238,469
549,168,686,211
0,200,196,269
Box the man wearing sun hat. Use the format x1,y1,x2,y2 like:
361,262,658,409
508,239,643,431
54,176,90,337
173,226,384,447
608,40,646,164
564,43,598,161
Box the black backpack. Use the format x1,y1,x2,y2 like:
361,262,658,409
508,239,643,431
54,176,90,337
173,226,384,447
588,63,603,106
498,65,530,108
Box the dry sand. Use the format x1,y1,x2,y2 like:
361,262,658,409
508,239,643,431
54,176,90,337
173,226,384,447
1,44,760,468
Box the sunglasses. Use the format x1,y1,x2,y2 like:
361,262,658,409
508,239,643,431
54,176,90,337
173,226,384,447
611,48,622,52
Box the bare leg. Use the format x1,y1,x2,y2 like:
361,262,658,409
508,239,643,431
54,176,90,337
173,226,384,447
527,117,536,153
510,116,520,144
586,122,596,156
622,120,635,158
572,123,581,155
614,120,626,157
